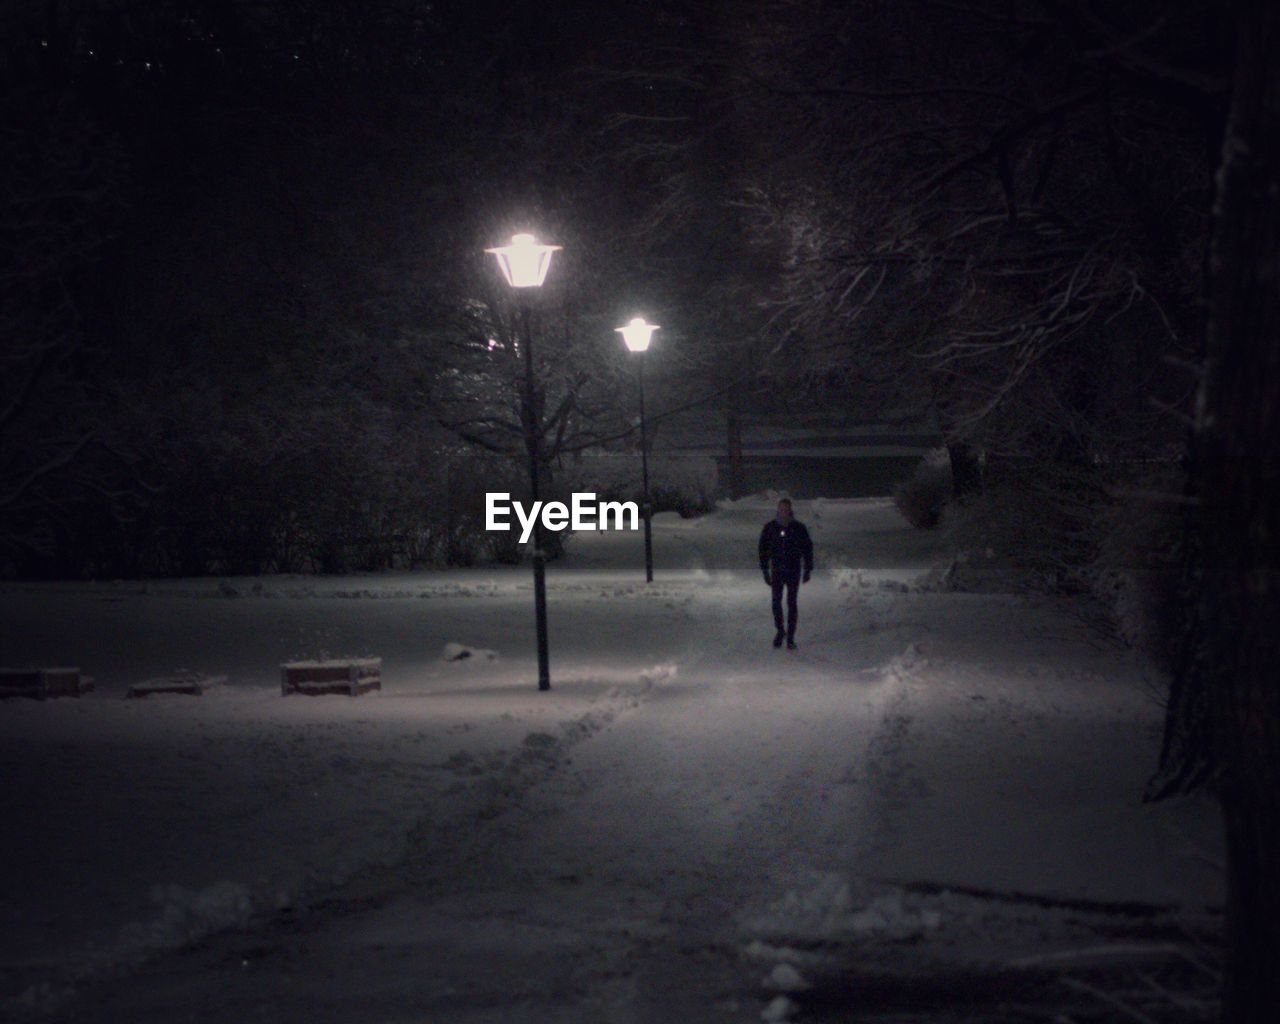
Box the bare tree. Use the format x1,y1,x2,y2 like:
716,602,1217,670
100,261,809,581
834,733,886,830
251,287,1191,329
731,1,1213,463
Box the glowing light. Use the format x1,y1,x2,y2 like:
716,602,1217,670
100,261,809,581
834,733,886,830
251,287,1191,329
615,317,659,353
486,233,561,288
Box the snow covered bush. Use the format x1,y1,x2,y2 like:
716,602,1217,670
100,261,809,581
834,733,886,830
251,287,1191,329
940,459,1104,594
1088,463,1185,673
892,450,952,529
486,526,525,564
560,454,717,518
941,457,1186,657
648,456,718,517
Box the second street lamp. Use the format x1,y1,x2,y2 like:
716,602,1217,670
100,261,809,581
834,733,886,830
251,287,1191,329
616,317,660,583
486,232,561,691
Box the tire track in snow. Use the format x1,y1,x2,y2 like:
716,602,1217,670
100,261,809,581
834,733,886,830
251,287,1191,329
398,664,678,882
19,665,677,1024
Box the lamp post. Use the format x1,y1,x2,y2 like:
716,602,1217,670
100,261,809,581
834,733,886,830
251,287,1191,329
486,233,561,691
616,317,660,583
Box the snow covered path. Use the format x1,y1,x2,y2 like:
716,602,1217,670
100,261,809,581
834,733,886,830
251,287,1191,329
2,499,1222,1021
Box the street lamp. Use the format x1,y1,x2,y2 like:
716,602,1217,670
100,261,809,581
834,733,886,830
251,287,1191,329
485,232,561,288
487,233,561,691
616,317,660,583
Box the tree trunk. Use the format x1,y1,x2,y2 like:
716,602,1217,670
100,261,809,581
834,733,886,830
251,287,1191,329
444,456,459,566
947,442,982,499
726,405,744,500
1183,5,1280,1019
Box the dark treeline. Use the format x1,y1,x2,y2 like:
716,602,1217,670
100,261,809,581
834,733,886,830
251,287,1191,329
2,0,1225,590
609,1,1224,654
0,1,711,578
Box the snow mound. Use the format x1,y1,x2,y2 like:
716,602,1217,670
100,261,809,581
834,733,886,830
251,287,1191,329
742,941,828,968
441,642,499,663
832,566,868,590
764,962,811,993
638,662,678,686
881,642,929,685
120,881,254,950
743,872,943,944
11,882,256,1018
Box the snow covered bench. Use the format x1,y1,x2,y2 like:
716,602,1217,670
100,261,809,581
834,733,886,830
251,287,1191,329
128,672,227,699
0,667,94,700
280,658,381,697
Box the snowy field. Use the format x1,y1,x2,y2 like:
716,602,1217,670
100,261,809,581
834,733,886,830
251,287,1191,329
0,498,1222,1021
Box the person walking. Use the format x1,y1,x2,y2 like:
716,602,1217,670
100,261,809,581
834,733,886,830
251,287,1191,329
758,497,814,650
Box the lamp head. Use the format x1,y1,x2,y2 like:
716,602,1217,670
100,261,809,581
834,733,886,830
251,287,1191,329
485,232,561,288
616,316,659,352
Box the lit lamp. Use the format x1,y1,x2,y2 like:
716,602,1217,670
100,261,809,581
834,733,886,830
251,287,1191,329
488,232,560,691
615,317,660,582
486,233,561,288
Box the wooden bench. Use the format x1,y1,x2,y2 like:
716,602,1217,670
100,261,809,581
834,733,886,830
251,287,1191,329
0,667,94,700
128,672,227,698
280,658,381,697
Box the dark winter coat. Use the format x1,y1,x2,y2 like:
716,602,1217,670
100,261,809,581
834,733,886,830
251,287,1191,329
758,518,814,581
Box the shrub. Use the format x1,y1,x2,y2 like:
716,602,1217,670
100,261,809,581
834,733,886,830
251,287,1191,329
942,457,1118,595
893,451,952,529
560,454,718,518
1088,464,1186,673
937,457,1186,644
487,528,525,564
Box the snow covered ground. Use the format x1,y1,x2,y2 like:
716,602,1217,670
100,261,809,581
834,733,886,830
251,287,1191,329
0,498,1222,1021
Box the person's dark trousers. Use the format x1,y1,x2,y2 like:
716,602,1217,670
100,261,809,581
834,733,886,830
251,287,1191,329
771,573,800,641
